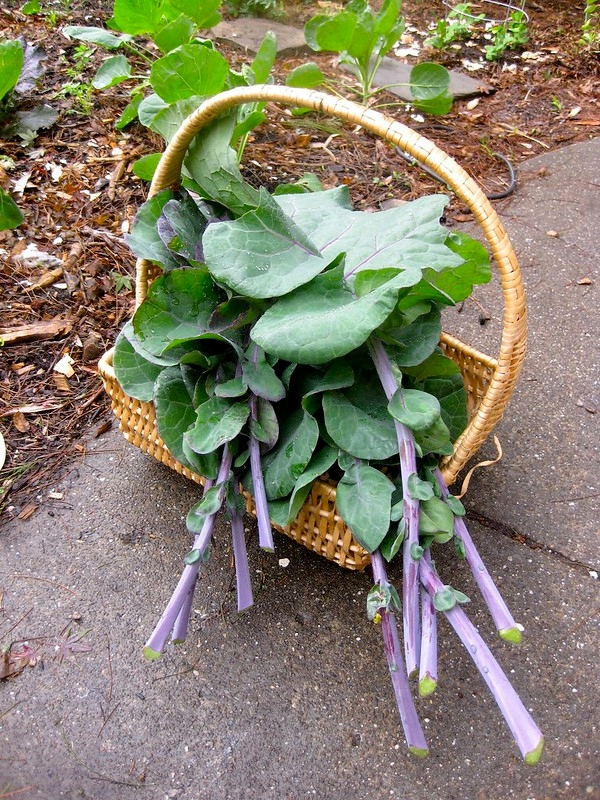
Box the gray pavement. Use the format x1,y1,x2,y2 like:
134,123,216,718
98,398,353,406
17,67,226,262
1,136,599,799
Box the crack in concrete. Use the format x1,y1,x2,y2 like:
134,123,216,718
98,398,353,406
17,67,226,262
467,510,599,577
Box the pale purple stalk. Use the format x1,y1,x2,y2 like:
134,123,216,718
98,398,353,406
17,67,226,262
368,336,420,677
143,452,232,659
171,571,200,645
370,550,429,757
231,482,254,612
433,468,522,643
248,347,274,552
419,558,544,764
418,551,438,697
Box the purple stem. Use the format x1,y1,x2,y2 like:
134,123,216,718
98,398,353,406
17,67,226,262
419,558,544,764
171,572,199,644
433,468,522,643
143,452,232,659
249,392,275,552
371,550,429,756
231,483,254,612
418,551,438,697
368,336,420,677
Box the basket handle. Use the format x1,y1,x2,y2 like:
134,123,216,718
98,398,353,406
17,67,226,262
138,85,527,485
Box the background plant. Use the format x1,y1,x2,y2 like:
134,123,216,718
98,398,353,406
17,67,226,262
484,10,529,61
0,36,58,229
304,0,452,113
425,3,485,50
581,0,600,49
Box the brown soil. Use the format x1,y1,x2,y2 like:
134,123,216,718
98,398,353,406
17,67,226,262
0,0,598,521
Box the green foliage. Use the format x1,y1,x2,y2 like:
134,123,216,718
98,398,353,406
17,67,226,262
304,0,451,111
425,3,485,49
581,1,600,49
113,113,492,558
224,0,282,19
484,11,529,61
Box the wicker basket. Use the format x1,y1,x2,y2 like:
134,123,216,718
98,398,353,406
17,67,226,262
98,86,526,571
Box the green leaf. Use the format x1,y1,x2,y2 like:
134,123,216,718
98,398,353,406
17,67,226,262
410,62,451,101
379,519,405,561
250,31,277,83
250,397,279,449
132,152,161,181
184,113,260,214
0,188,24,231
445,494,466,516
150,44,229,103
268,445,337,527
157,191,209,264
418,495,455,539
304,11,358,53
183,548,202,565
62,25,132,49
433,585,457,612
419,374,468,441
111,0,164,35
407,473,434,501
21,0,41,13
184,397,249,454
414,414,454,457
153,14,196,53
185,485,223,532
242,351,286,402
388,388,441,432
132,268,222,356
262,410,319,500
380,308,442,366
215,376,246,398
251,262,421,365
112,329,164,401
322,383,398,460
285,62,325,88
115,91,143,130
125,189,184,269
153,366,201,469
410,542,424,560
203,188,323,299
298,361,355,404
168,0,221,29
92,55,132,89
336,462,395,553
0,39,23,101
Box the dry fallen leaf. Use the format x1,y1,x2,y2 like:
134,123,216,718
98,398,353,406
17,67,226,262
577,277,593,286
12,412,30,433
54,354,75,378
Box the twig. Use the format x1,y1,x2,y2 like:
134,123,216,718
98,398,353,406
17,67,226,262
108,161,128,202
105,633,114,704
97,702,121,738
0,786,37,799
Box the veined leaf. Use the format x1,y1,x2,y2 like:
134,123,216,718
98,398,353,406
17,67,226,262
262,410,319,500
184,397,249,454
388,387,441,432
62,25,133,49
126,189,185,269
336,462,395,553
0,188,24,231
153,14,195,53
150,43,229,103
132,268,223,355
92,55,132,89
322,381,398,460
112,329,164,401
153,366,199,469
251,262,421,365
0,40,23,101
268,445,337,527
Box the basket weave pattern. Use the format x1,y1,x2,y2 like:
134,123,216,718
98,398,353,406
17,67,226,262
98,86,526,571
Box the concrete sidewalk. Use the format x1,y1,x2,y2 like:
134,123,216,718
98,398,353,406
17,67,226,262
1,139,598,800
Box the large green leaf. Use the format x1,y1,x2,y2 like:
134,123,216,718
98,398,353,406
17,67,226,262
112,330,164,401
92,55,132,89
138,93,205,143
262,410,319,500
419,374,468,441
203,188,324,298
111,0,164,35
153,14,195,54
0,188,24,231
250,262,422,365
156,191,208,264
169,0,221,29
132,268,222,355
62,26,132,49
0,39,23,101
322,382,398,460
184,114,260,214
150,44,229,103
304,12,357,53
184,396,249,454
336,462,395,553
242,350,286,402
